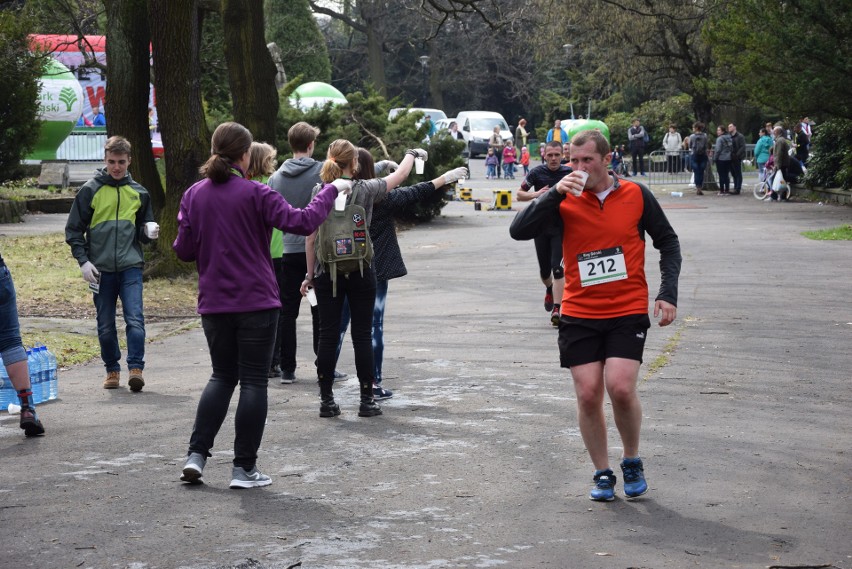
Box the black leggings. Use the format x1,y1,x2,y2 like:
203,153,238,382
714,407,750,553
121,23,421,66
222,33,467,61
716,159,731,191
313,267,377,385
189,309,278,470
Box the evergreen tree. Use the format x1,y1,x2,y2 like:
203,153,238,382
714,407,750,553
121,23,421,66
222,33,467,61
0,7,42,182
265,0,332,84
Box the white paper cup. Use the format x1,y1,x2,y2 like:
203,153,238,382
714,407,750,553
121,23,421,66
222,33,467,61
145,221,159,237
306,288,318,307
334,192,347,211
575,170,589,188
414,157,425,174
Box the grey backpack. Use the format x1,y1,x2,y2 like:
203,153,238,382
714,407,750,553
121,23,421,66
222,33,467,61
315,184,373,296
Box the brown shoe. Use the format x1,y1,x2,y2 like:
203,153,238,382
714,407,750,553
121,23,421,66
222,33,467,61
128,368,144,392
103,370,120,389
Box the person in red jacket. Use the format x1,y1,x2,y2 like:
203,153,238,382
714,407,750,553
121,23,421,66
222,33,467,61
510,129,681,502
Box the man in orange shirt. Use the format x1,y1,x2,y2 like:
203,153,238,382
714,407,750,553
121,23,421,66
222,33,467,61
510,130,681,501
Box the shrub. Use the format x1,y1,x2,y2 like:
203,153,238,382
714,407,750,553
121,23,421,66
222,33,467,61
0,9,42,182
802,119,852,190
275,85,464,222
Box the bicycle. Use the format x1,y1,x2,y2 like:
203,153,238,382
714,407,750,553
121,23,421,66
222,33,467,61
612,159,630,177
753,166,790,201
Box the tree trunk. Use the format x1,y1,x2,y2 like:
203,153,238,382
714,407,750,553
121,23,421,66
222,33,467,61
103,0,164,216
221,0,279,144
691,92,714,125
148,0,210,277
364,18,386,97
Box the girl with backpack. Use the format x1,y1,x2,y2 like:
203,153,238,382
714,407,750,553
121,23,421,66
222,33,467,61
302,140,426,419
688,122,709,195
334,150,468,401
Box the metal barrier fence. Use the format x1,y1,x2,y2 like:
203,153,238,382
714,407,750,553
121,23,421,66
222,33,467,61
642,148,760,186
56,129,108,161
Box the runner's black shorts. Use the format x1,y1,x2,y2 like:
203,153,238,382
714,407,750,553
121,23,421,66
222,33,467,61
558,313,651,368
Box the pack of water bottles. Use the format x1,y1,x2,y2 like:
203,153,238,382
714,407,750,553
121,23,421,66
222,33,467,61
0,344,59,408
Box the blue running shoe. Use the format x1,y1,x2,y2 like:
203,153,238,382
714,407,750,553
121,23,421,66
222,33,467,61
589,469,617,501
621,457,648,498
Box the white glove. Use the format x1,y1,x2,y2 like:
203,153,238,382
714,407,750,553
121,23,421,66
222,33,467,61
144,222,160,239
330,178,352,195
375,160,399,175
80,261,100,284
406,149,428,161
443,167,468,184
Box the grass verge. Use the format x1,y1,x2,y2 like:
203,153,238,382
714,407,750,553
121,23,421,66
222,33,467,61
4,232,199,368
801,225,852,240
642,324,684,383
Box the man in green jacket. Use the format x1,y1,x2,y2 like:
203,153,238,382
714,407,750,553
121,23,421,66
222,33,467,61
65,136,158,391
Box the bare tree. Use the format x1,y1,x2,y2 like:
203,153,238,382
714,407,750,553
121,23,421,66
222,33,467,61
565,0,720,122
310,0,548,117
308,0,390,95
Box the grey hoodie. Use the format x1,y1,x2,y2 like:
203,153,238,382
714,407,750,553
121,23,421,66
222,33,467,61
267,156,323,254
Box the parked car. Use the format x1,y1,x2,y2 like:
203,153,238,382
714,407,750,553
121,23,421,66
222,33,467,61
388,107,447,124
434,117,455,132
455,111,512,158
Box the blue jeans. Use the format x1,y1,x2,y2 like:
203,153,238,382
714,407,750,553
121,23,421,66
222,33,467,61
190,308,278,469
0,265,27,365
93,268,145,372
336,279,389,383
486,164,497,178
691,154,708,189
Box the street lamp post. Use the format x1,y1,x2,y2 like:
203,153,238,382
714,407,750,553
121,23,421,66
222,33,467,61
418,55,430,107
562,44,575,119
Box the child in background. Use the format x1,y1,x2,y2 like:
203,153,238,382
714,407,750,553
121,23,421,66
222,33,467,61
485,148,498,179
520,146,530,176
502,140,517,179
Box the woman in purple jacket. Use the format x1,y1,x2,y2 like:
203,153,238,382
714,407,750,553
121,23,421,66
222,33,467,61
173,122,346,489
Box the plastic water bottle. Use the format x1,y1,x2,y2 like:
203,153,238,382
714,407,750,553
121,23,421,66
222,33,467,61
0,355,17,409
36,346,51,402
26,348,43,405
45,346,58,400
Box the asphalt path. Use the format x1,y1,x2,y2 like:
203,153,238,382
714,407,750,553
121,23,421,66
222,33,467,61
1,162,850,569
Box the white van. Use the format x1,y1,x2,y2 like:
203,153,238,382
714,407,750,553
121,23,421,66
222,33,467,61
456,111,513,157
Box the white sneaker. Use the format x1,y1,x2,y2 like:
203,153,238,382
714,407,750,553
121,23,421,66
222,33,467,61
229,466,272,489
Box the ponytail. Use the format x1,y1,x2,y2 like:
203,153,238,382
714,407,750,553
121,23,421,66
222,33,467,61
200,154,232,184
199,121,253,184
320,139,356,183
320,160,343,183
